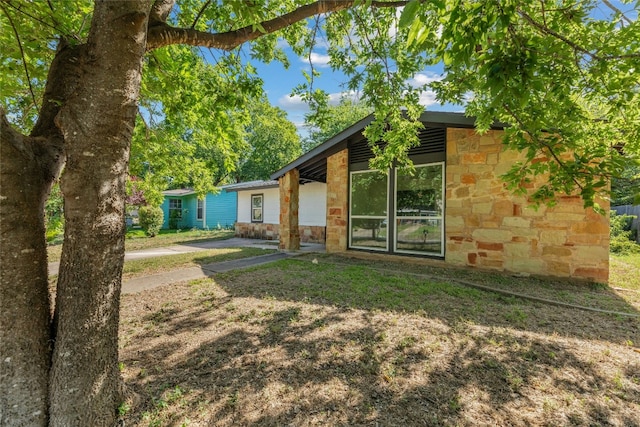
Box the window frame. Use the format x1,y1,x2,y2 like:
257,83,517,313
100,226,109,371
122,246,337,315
196,198,204,221
169,198,182,219
393,161,445,257
348,169,389,252
251,194,263,223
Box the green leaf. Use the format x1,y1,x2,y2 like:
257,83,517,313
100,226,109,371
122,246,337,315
399,0,420,29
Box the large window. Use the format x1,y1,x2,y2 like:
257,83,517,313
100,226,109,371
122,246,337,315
169,199,182,219
251,194,263,223
348,162,444,257
395,163,444,256
349,170,388,250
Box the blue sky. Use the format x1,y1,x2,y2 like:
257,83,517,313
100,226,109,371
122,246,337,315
252,46,456,137
244,0,636,138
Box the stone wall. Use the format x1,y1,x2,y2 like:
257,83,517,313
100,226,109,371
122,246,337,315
234,222,325,244
279,169,300,251
235,222,279,240
445,128,609,282
326,149,349,252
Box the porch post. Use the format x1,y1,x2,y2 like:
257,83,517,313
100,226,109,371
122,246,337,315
326,149,349,252
279,168,300,251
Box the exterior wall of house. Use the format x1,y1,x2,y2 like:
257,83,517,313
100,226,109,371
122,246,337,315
205,190,236,229
299,182,327,226
237,187,280,224
445,128,610,282
161,190,237,230
325,149,349,252
161,195,196,229
235,183,326,243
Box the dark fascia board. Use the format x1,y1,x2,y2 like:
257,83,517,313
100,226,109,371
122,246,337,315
270,114,375,180
270,111,507,181
223,180,279,192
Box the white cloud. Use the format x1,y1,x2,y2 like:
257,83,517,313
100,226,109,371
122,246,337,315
278,90,363,112
277,94,309,111
417,90,439,107
408,72,444,87
299,51,332,67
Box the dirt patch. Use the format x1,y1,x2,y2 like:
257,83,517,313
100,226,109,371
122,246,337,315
119,256,639,426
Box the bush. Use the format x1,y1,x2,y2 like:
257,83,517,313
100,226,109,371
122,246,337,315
610,211,640,254
139,206,163,237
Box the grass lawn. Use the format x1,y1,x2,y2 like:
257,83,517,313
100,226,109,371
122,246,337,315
47,229,234,262
119,254,640,427
610,252,640,291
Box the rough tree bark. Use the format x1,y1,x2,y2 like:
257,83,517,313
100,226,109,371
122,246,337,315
48,1,151,425
1,0,149,425
0,40,80,427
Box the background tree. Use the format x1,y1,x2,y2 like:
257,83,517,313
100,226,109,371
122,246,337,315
1,1,639,425
302,99,372,152
237,97,302,181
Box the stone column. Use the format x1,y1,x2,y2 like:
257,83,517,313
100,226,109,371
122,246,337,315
279,169,300,251
326,149,349,252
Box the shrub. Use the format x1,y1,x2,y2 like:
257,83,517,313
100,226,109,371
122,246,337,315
610,211,640,254
139,206,163,237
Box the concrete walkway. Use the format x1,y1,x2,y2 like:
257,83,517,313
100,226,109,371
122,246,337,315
48,238,324,295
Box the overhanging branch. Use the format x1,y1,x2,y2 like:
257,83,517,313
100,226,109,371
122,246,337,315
146,0,409,51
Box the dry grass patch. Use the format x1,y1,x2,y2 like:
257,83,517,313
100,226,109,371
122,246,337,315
119,257,640,427
122,247,275,280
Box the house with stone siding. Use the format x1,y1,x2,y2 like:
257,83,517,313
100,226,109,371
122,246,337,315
268,111,610,282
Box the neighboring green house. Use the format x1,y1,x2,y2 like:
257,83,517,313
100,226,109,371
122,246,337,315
161,186,237,230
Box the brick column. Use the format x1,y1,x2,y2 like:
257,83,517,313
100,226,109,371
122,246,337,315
326,149,348,252
279,169,300,251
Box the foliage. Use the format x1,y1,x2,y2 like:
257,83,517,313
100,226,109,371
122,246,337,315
610,211,639,254
45,181,64,243
131,45,257,196
611,163,640,206
400,0,640,208
302,99,372,152
237,97,301,181
139,206,164,238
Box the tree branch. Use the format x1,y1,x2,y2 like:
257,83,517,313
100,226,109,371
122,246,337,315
601,0,633,26
149,0,175,26
191,0,212,29
1,3,38,110
518,8,640,61
146,0,409,51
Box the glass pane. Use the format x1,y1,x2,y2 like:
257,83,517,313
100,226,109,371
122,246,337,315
396,219,442,254
351,218,387,249
351,171,388,217
396,165,443,217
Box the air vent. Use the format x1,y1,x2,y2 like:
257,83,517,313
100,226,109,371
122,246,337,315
349,127,446,165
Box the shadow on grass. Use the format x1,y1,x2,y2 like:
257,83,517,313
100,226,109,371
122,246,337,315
119,255,640,426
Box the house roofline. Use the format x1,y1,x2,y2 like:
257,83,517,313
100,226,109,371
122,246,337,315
270,111,507,180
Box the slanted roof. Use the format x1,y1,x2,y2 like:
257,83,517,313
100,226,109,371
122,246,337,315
163,189,196,196
270,111,507,183
223,180,279,192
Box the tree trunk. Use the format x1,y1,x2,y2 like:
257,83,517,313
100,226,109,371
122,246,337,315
0,117,59,426
47,1,150,425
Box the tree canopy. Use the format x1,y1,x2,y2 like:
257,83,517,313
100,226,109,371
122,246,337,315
1,1,639,425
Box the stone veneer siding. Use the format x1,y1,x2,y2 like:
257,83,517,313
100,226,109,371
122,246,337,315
445,128,609,282
279,169,301,250
234,223,325,243
325,149,349,252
